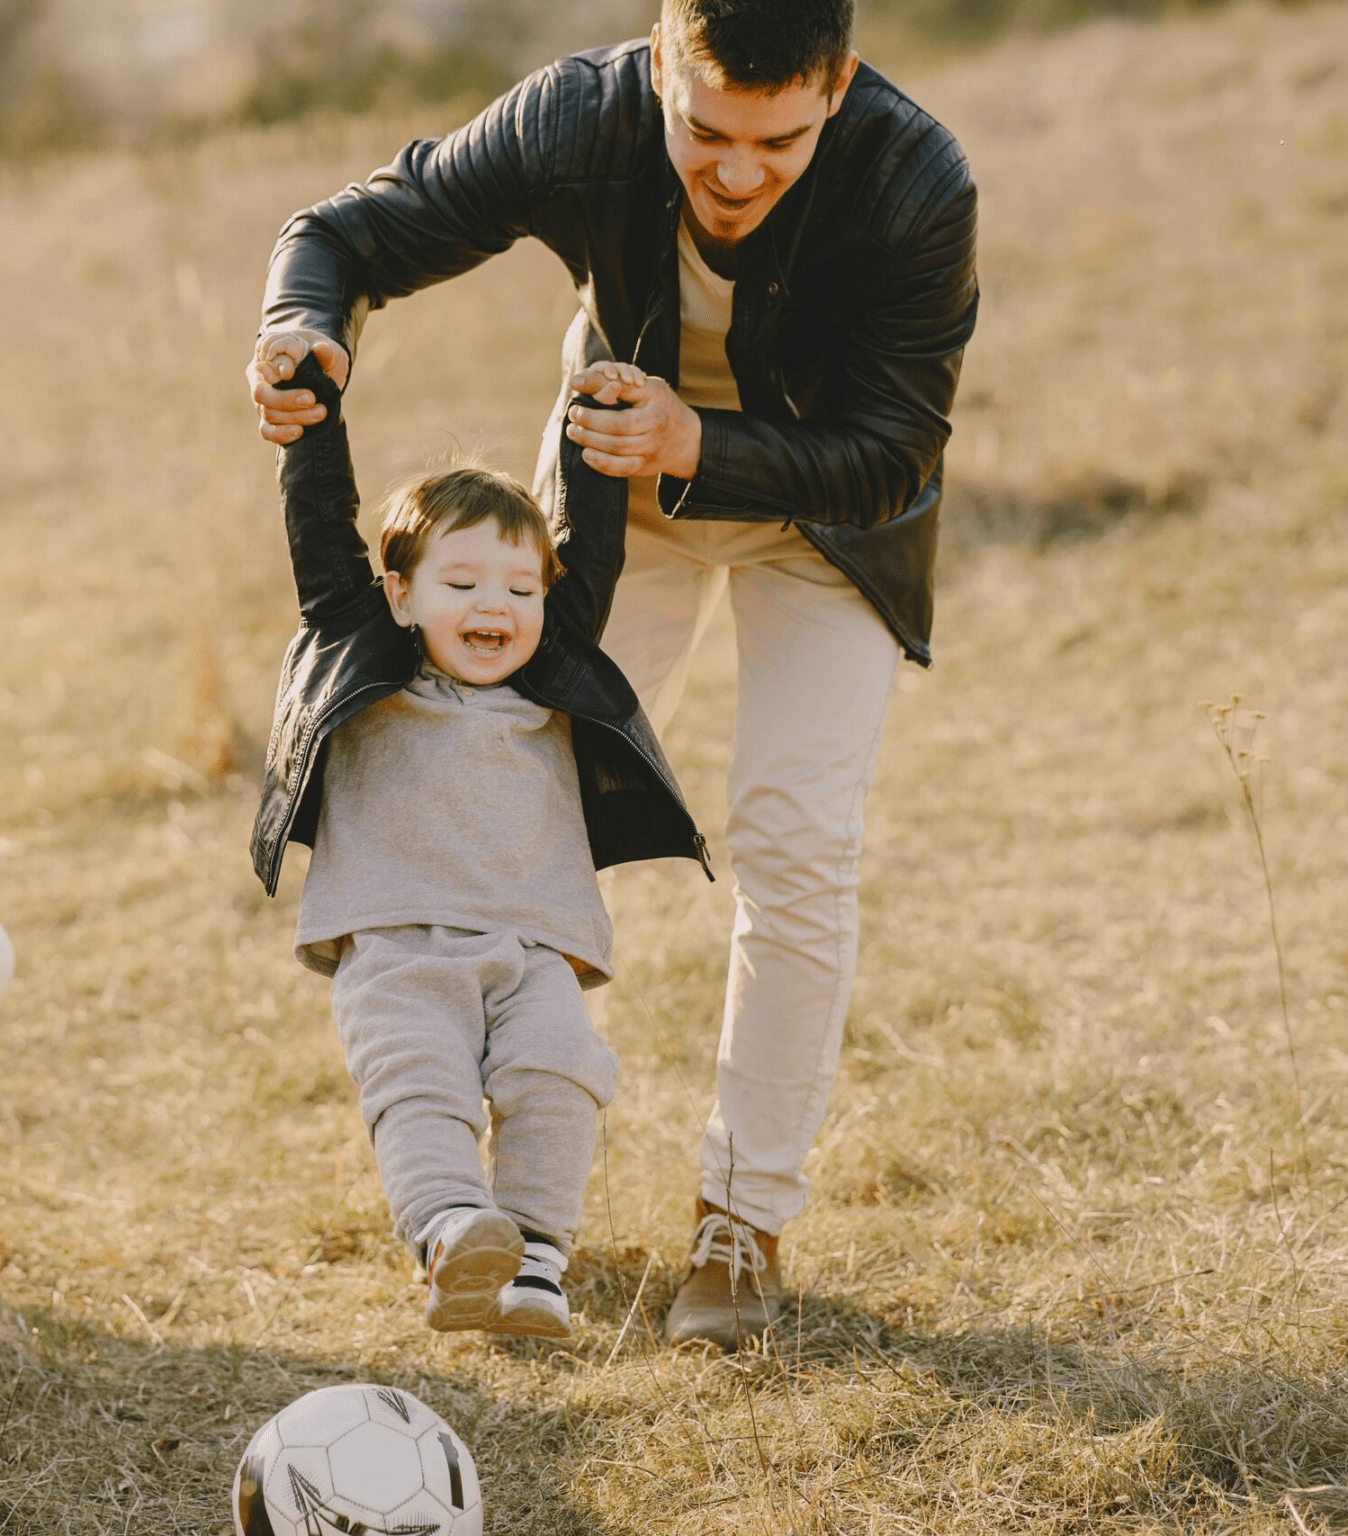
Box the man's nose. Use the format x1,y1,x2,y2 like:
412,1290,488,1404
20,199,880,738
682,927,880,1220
715,148,765,197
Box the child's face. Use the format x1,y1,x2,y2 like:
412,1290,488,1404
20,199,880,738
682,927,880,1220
384,519,547,685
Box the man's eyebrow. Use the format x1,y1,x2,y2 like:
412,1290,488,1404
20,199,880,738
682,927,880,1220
685,113,814,145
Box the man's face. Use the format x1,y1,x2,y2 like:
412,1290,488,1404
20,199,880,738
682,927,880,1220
383,519,547,686
652,23,858,249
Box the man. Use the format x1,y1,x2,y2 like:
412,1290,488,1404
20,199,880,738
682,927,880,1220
248,0,977,1350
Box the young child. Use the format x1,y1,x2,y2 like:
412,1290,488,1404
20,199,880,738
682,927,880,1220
297,467,619,1339
250,346,709,1341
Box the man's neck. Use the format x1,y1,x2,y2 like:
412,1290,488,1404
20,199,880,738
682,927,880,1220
682,201,740,281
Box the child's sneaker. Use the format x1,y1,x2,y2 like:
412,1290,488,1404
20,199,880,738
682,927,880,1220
422,1207,523,1332
491,1234,572,1340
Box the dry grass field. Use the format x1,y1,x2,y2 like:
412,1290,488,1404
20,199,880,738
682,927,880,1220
2,1,1348,1530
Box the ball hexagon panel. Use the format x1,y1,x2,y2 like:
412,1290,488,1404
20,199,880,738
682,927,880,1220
275,1386,372,1446
328,1420,425,1514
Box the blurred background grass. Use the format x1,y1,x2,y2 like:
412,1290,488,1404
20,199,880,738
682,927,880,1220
0,0,1277,156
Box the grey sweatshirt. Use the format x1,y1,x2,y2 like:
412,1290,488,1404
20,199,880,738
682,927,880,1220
295,668,613,985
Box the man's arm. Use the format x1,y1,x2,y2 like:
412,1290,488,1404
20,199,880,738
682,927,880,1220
566,165,978,531
249,72,555,442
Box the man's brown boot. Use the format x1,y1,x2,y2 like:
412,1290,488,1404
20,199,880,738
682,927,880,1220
664,1198,782,1350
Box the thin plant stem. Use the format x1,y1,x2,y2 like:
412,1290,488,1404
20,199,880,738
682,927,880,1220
1205,697,1310,1189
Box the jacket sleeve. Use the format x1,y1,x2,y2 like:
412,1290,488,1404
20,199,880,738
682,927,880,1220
659,163,979,531
260,75,558,361
275,355,383,623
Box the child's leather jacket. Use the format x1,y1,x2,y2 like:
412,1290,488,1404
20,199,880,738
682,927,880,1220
249,353,710,896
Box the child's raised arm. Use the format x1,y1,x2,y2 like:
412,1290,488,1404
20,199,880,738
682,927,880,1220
274,351,383,625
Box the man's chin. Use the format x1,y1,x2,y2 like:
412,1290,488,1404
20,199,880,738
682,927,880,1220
708,207,757,236
709,209,775,250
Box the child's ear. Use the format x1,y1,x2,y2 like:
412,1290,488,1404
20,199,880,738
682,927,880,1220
383,570,414,627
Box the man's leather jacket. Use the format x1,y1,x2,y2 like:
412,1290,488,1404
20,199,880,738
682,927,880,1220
250,355,709,895
261,39,978,665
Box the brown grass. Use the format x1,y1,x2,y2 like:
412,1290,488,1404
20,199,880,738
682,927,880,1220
2,2,1348,1530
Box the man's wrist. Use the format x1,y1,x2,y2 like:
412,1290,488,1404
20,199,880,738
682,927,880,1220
667,403,703,481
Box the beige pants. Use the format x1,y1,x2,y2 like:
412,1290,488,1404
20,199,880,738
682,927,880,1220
602,483,900,1234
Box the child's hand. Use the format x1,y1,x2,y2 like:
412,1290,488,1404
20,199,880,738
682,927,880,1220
569,361,648,407
566,365,702,480
247,329,351,445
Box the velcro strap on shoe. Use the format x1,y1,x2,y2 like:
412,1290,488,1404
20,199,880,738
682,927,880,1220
516,1239,567,1292
510,1273,565,1295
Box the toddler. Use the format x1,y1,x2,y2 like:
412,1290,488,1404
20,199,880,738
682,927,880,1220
296,467,618,1340
251,346,708,1340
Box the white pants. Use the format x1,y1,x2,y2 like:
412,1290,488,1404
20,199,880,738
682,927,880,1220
602,485,900,1234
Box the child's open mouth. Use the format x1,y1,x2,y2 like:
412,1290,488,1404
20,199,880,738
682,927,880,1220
461,630,508,655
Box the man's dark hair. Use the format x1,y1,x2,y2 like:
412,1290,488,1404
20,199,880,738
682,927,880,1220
661,0,855,92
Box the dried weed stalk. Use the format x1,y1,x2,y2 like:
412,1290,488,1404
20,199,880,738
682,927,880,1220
1204,696,1308,1188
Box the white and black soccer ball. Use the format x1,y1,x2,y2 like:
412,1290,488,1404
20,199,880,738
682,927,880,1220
232,1383,482,1536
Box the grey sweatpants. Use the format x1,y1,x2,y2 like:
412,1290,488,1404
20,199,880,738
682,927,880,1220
330,926,619,1258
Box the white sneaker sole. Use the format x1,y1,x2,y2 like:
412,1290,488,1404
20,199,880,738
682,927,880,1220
424,1212,524,1332
490,1286,573,1340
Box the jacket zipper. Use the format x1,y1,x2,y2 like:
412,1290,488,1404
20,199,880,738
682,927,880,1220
631,182,682,370
550,698,714,881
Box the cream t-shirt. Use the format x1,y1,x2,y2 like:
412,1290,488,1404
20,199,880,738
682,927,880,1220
627,217,740,522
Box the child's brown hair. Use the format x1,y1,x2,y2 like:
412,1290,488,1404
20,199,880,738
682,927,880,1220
379,466,563,588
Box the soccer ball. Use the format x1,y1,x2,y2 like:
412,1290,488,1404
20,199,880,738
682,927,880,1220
232,1383,482,1536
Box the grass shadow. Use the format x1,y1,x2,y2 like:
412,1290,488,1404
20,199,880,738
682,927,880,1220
755,1288,1348,1522
0,1301,622,1535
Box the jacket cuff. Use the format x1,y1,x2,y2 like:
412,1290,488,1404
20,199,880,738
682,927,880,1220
655,412,793,524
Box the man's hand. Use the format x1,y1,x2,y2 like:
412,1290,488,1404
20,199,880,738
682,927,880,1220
247,329,351,445
567,363,702,480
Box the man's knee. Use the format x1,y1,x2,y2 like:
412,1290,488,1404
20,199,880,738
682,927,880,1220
726,790,865,901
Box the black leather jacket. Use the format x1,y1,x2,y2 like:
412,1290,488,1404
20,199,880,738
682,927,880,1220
249,354,710,895
261,39,978,665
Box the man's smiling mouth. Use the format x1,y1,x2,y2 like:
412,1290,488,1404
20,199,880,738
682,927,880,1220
706,186,755,211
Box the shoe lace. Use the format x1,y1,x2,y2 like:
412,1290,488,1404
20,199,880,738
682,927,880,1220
688,1211,768,1278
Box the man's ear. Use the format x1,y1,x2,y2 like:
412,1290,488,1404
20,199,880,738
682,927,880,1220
650,21,664,98
383,570,414,627
826,51,860,117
